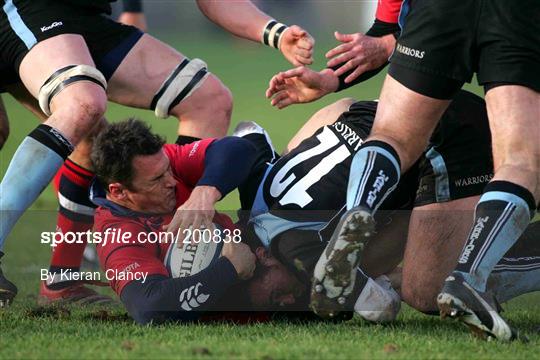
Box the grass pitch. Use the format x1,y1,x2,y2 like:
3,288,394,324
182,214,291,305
0,34,539,359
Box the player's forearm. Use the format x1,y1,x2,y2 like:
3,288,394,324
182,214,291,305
120,257,238,325
196,0,272,43
197,137,257,198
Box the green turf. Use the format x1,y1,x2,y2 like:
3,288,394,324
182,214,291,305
0,35,538,358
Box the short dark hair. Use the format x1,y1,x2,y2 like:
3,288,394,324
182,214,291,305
91,118,166,188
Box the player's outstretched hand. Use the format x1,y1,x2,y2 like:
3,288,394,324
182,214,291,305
279,25,315,66
221,242,256,280
266,67,338,109
326,31,394,83
163,186,221,247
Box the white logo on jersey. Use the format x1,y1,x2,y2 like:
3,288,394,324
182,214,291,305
459,216,489,264
396,43,425,59
366,170,389,207
188,141,200,157
179,282,210,311
41,21,63,33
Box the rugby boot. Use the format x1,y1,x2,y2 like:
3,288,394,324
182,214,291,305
0,252,17,308
311,206,376,318
38,280,114,306
437,272,518,341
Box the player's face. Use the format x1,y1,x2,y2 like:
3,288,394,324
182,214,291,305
246,251,306,309
125,150,177,214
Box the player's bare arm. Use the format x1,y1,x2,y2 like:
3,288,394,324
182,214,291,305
196,0,314,66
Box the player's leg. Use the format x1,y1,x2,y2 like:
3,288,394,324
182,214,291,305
403,202,540,313
0,34,107,241
286,97,356,153
449,86,539,290
0,32,107,305
311,0,474,320
437,0,540,341
4,81,109,302
488,221,540,303
106,34,232,140
402,197,477,313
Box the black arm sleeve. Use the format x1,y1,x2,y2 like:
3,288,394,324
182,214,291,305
122,0,143,12
197,137,257,197
332,19,400,92
120,257,238,325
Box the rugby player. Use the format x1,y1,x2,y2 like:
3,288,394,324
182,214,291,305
88,118,272,324
238,92,540,324
0,0,314,306
268,0,540,340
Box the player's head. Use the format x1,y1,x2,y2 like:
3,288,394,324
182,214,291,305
92,118,177,214
245,246,306,310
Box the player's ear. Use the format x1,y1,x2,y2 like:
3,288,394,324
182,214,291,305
256,247,278,266
255,247,271,264
108,182,127,200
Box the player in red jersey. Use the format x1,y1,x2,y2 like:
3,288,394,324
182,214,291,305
87,119,301,324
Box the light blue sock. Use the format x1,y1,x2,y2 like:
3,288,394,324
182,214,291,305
488,266,540,303
0,137,66,250
455,181,536,292
346,141,401,214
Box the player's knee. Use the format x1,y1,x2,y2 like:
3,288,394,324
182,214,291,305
60,91,107,136
202,74,233,119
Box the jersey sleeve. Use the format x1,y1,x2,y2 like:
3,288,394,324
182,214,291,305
375,0,402,23
96,222,169,295
163,139,215,188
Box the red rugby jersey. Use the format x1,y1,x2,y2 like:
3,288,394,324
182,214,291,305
93,139,234,295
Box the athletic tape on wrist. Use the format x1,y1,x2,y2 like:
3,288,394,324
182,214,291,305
262,20,288,49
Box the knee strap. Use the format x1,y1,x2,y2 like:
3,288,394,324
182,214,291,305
39,65,107,116
150,58,209,119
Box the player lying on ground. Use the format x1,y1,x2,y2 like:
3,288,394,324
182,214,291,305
237,91,540,324
88,119,267,324
0,0,314,307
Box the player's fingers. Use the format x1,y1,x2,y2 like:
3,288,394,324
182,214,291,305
345,64,369,83
290,25,306,38
294,48,312,61
325,43,353,59
295,55,313,66
270,91,290,107
275,96,296,109
281,66,306,79
297,36,314,50
334,31,354,43
266,76,283,97
334,59,359,77
327,52,355,70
